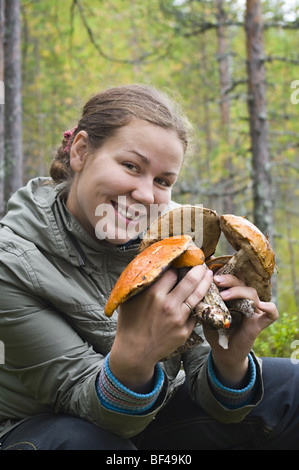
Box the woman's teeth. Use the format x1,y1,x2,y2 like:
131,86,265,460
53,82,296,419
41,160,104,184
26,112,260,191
116,205,139,221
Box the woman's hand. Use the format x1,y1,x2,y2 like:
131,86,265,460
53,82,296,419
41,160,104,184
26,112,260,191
109,265,213,392
204,274,279,388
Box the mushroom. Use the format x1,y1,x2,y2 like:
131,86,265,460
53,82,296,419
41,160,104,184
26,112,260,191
206,255,233,272
139,205,221,259
105,208,275,356
206,255,255,322
173,246,231,332
216,214,276,319
105,234,231,355
105,235,195,317
104,235,208,359
104,235,231,358
139,205,232,349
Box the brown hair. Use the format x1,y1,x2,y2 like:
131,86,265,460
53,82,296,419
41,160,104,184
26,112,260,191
50,84,190,185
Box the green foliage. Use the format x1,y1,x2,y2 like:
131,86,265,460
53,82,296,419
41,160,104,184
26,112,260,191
254,312,299,358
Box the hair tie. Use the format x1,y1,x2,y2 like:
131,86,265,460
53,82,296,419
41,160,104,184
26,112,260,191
63,125,78,152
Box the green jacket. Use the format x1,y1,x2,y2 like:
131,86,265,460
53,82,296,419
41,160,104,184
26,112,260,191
0,178,263,439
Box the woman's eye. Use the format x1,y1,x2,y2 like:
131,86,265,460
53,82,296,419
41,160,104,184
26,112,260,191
122,162,172,188
155,177,171,188
123,162,139,172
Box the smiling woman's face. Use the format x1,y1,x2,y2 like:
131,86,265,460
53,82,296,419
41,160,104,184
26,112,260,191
66,119,185,244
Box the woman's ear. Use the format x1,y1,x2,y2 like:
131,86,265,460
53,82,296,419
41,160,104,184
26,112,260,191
69,130,89,172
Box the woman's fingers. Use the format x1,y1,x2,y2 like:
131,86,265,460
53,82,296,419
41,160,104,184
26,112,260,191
180,266,213,311
256,300,279,322
150,268,178,294
214,274,245,288
214,274,259,307
220,285,259,304
150,265,213,318
214,274,278,322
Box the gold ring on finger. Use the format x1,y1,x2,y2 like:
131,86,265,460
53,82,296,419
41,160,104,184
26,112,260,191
183,301,193,313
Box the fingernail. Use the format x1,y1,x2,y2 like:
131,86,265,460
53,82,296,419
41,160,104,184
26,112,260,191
214,275,222,283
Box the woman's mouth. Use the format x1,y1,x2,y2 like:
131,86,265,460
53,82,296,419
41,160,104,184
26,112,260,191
111,200,147,223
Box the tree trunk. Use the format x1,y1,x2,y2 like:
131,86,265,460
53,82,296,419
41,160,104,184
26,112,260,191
245,0,273,243
216,0,231,143
4,0,23,200
216,0,235,253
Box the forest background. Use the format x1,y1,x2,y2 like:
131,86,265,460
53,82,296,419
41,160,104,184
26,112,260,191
1,0,299,357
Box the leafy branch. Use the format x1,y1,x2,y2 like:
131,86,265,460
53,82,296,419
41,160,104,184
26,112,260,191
70,0,173,65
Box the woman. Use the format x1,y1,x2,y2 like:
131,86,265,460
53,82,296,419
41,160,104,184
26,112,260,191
0,84,298,450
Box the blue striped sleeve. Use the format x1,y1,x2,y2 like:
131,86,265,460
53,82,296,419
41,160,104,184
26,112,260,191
207,352,257,409
96,353,165,415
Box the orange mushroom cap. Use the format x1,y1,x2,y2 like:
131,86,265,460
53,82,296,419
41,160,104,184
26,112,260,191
105,235,193,317
172,245,205,268
220,214,275,279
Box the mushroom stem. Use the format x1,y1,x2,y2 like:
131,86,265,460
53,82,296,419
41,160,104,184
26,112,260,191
177,266,231,329
177,266,232,349
199,278,231,327
216,248,255,320
216,248,247,274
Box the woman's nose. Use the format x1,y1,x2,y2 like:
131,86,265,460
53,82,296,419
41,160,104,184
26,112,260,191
131,178,155,206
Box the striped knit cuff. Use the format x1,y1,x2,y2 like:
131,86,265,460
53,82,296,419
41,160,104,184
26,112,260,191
208,352,257,409
96,353,164,415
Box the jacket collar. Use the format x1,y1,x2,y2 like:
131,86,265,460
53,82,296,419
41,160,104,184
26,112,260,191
1,177,141,268
1,177,177,268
